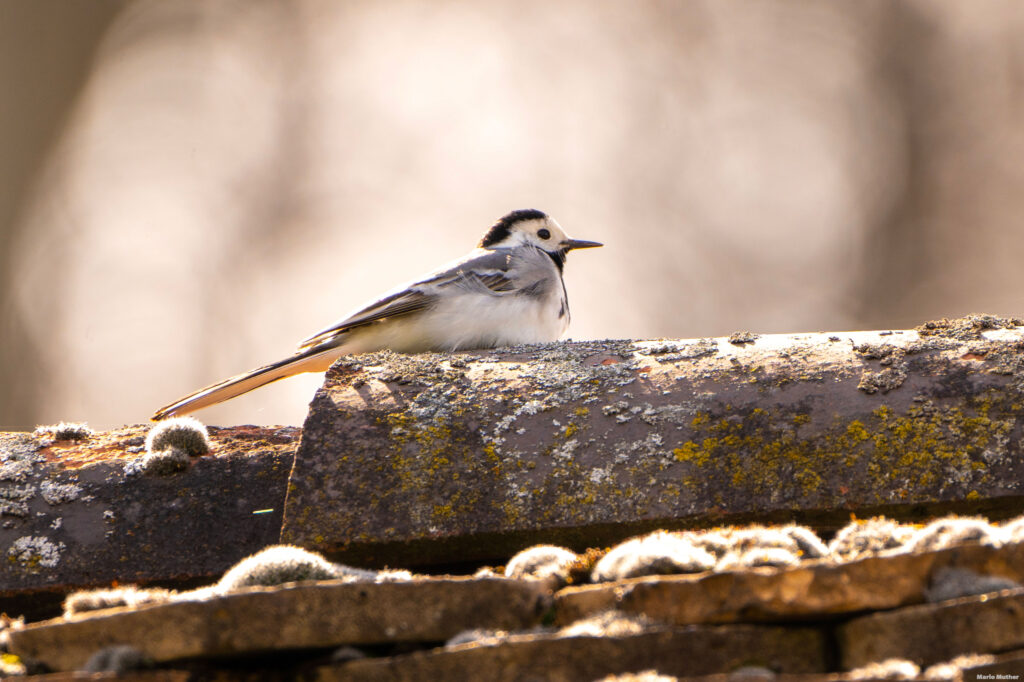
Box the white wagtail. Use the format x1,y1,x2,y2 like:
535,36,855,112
152,209,602,419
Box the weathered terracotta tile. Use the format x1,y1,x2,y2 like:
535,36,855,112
8,577,549,672
1,425,296,614
282,328,1024,567
839,587,1024,669
556,540,1024,625
320,624,827,682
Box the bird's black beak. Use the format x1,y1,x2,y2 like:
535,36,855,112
562,239,603,251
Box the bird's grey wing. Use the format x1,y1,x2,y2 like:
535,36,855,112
444,247,554,298
435,249,531,295
298,287,437,349
297,250,514,350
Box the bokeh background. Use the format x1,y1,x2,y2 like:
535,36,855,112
4,0,1024,430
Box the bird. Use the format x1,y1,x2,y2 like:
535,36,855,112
152,209,602,419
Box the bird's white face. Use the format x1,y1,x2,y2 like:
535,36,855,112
505,216,572,252
483,213,603,255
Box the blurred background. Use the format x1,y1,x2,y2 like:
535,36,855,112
3,0,1024,430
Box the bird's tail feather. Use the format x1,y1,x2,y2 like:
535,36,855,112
152,345,341,420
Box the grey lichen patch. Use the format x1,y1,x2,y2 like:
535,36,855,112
1,433,44,470
0,459,34,483
916,313,1024,342
854,342,908,394
858,366,908,394
367,350,471,386
853,342,902,361
637,338,718,361
0,484,36,517
7,535,65,570
39,480,82,505
728,331,760,345
1,433,44,517
958,336,1024,396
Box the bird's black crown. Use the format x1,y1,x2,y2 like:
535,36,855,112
479,209,548,248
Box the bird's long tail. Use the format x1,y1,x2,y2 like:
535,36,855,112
151,344,342,420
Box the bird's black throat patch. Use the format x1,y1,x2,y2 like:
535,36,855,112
545,248,567,273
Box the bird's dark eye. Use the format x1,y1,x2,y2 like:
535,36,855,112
537,228,551,240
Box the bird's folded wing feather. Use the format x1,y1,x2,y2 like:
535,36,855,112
298,249,515,350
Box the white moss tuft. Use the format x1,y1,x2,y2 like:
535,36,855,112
717,547,799,571
922,654,996,681
779,524,829,559
34,422,93,441
687,524,823,570
330,646,368,663
906,516,999,553
146,416,210,457
216,545,377,592
505,545,578,585
594,672,678,682
138,447,191,476
1000,514,1024,543
685,530,733,558
375,569,414,582
829,517,915,561
721,526,802,554
445,628,509,649
559,610,652,637
63,586,175,616
591,531,715,582
845,658,920,680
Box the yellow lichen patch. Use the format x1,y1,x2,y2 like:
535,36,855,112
668,388,1015,504
845,421,870,443
561,407,591,439
431,503,455,521
673,441,707,465
499,499,523,524
483,443,500,463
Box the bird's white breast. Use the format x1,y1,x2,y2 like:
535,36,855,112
339,288,567,354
